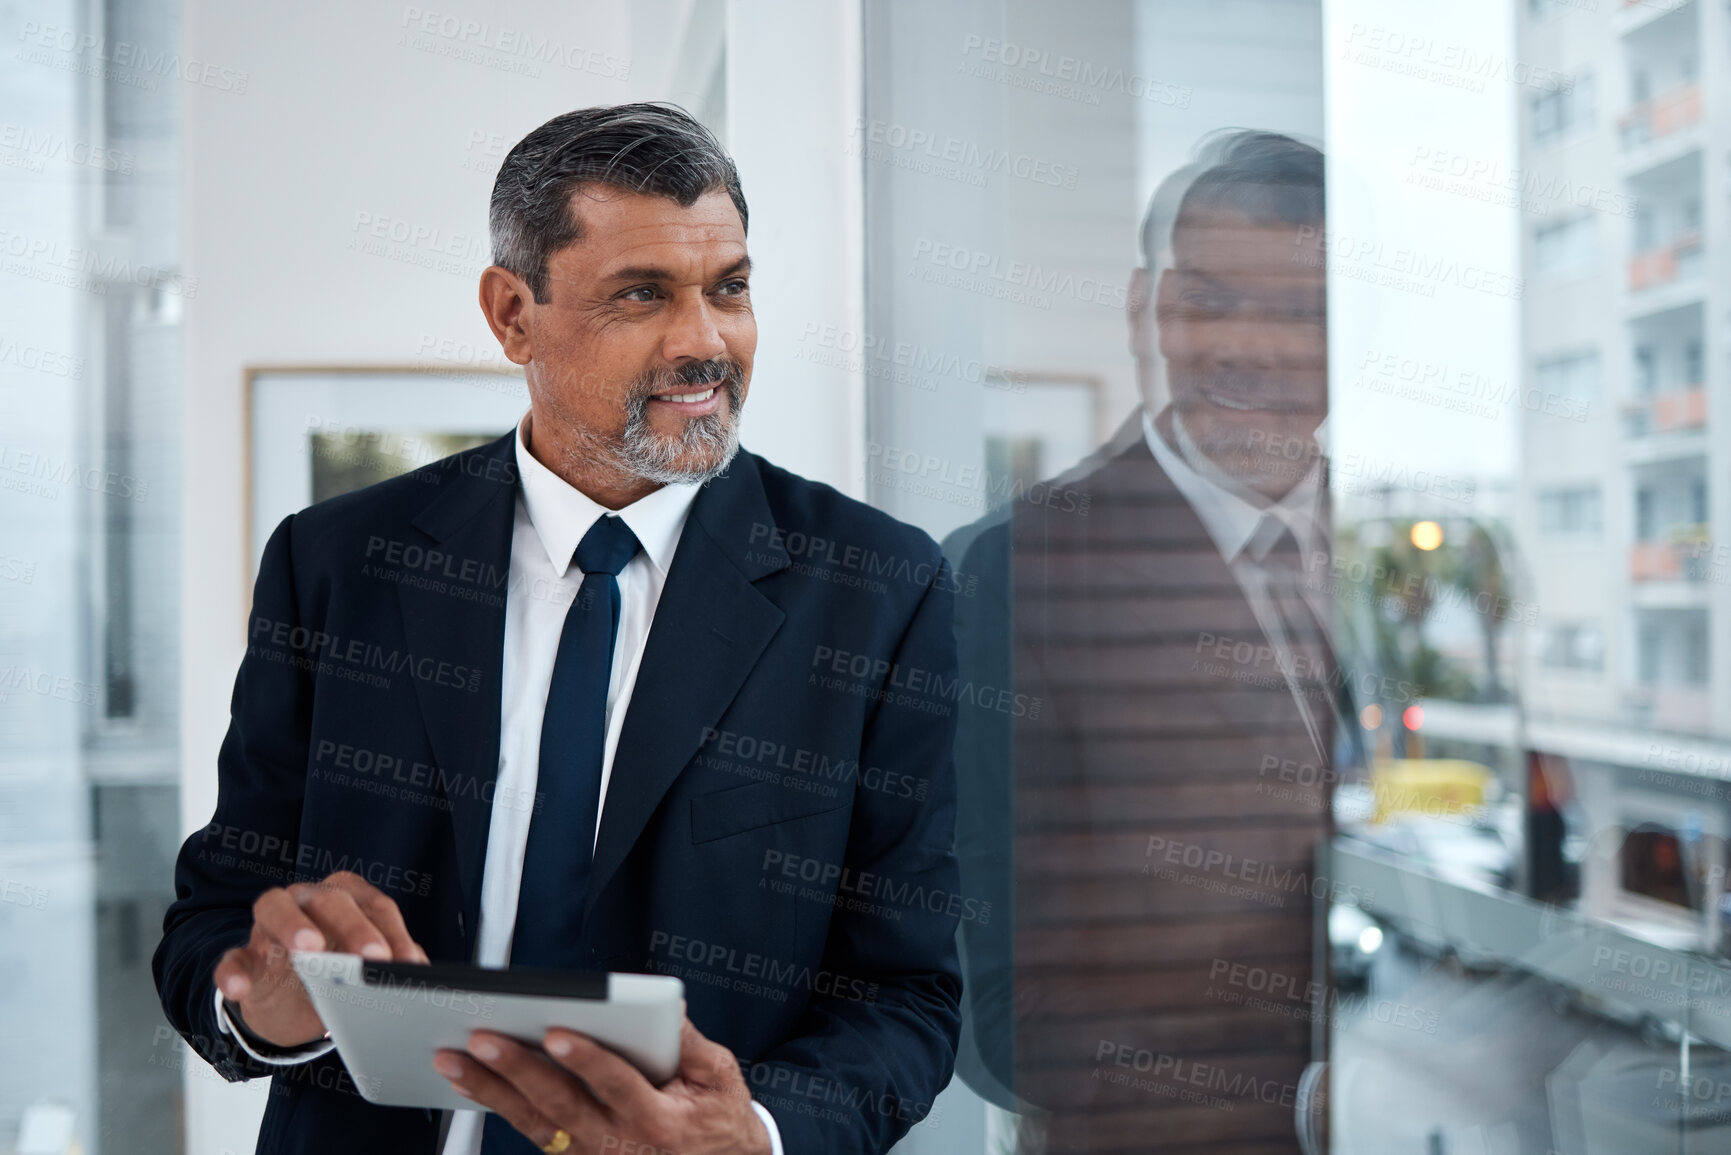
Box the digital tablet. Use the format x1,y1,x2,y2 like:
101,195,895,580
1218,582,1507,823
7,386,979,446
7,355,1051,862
289,951,685,1111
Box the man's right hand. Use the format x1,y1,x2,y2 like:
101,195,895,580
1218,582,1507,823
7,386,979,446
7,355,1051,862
212,870,430,1049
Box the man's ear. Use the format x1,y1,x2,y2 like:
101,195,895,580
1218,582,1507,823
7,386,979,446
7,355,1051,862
1127,266,1156,362
1127,267,1150,323
1149,267,1184,364
478,266,536,366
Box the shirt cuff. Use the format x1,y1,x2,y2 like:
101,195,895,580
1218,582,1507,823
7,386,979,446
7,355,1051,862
212,986,336,1066
750,1100,785,1155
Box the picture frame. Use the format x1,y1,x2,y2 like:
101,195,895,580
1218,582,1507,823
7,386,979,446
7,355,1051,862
243,365,529,591
978,372,1106,509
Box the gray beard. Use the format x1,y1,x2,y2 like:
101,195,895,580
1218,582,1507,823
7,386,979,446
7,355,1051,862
573,363,745,486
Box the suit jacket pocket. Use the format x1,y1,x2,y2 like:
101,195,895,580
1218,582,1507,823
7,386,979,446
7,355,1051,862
689,777,852,844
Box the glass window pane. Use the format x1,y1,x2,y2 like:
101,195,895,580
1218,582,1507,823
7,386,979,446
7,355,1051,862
865,1,1731,1151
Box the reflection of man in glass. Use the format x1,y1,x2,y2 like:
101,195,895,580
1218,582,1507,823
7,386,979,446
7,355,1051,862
951,131,1336,1154
1138,132,1334,762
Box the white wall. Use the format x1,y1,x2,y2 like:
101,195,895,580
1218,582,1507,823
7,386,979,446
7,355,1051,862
176,2,864,1150
1,0,105,1145
724,0,867,496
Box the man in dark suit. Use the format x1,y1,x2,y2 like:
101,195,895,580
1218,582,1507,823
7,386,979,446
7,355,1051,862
949,132,1339,1153
154,103,962,1155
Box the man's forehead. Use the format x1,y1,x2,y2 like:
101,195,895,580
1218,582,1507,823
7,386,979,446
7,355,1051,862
1172,207,1318,274
572,187,743,242
552,187,746,280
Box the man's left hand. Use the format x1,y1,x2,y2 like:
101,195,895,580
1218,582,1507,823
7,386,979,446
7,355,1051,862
434,1017,772,1155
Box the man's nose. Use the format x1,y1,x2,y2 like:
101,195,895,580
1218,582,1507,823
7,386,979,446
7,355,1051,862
662,293,728,363
1213,321,1297,370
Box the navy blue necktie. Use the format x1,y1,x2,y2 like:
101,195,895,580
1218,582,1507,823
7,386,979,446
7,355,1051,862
482,515,640,1153
510,512,641,967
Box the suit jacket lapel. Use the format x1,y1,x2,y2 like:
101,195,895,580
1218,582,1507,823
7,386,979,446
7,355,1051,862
585,453,790,916
394,432,517,931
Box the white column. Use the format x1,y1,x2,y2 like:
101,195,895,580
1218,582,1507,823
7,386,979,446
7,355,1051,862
723,0,868,497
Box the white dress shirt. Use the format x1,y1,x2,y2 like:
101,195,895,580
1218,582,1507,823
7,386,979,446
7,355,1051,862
214,414,785,1155
1142,407,1331,758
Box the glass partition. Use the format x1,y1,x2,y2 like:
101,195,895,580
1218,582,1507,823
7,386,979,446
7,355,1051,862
1,0,184,1151
864,0,1731,1151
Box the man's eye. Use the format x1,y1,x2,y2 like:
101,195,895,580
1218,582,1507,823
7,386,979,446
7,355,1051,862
1180,290,1234,313
620,286,658,303
716,279,748,296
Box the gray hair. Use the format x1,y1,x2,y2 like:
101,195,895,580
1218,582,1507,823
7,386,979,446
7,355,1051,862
489,102,748,302
1139,129,1324,268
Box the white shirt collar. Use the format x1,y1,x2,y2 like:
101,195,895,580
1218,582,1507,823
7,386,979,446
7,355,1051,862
512,413,699,577
1141,406,1324,564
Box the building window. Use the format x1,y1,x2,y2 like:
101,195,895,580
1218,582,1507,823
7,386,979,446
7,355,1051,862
1531,75,1594,146
1634,207,1656,250
1621,825,1699,910
1685,340,1704,385
1685,628,1709,684
1534,215,1597,277
1635,486,1655,540
1638,623,1662,684
1542,622,1605,671
1634,345,1656,395
1537,485,1602,535
1536,351,1599,403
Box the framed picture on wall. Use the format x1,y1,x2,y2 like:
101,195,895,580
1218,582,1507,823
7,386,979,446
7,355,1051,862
979,374,1105,513
244,365,529,584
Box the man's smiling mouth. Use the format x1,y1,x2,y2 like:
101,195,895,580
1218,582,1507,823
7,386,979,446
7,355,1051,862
659,387,715,403
649,383,723,412
1203,389,1258,412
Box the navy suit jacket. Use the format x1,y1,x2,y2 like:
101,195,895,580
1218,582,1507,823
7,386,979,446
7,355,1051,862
153,433,963,1155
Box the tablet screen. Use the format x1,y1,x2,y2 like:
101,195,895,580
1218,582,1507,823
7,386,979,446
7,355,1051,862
359,960,609,1000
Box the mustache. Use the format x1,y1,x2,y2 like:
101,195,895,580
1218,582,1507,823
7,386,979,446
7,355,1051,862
1175,367,1325,414
629,358,747,399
